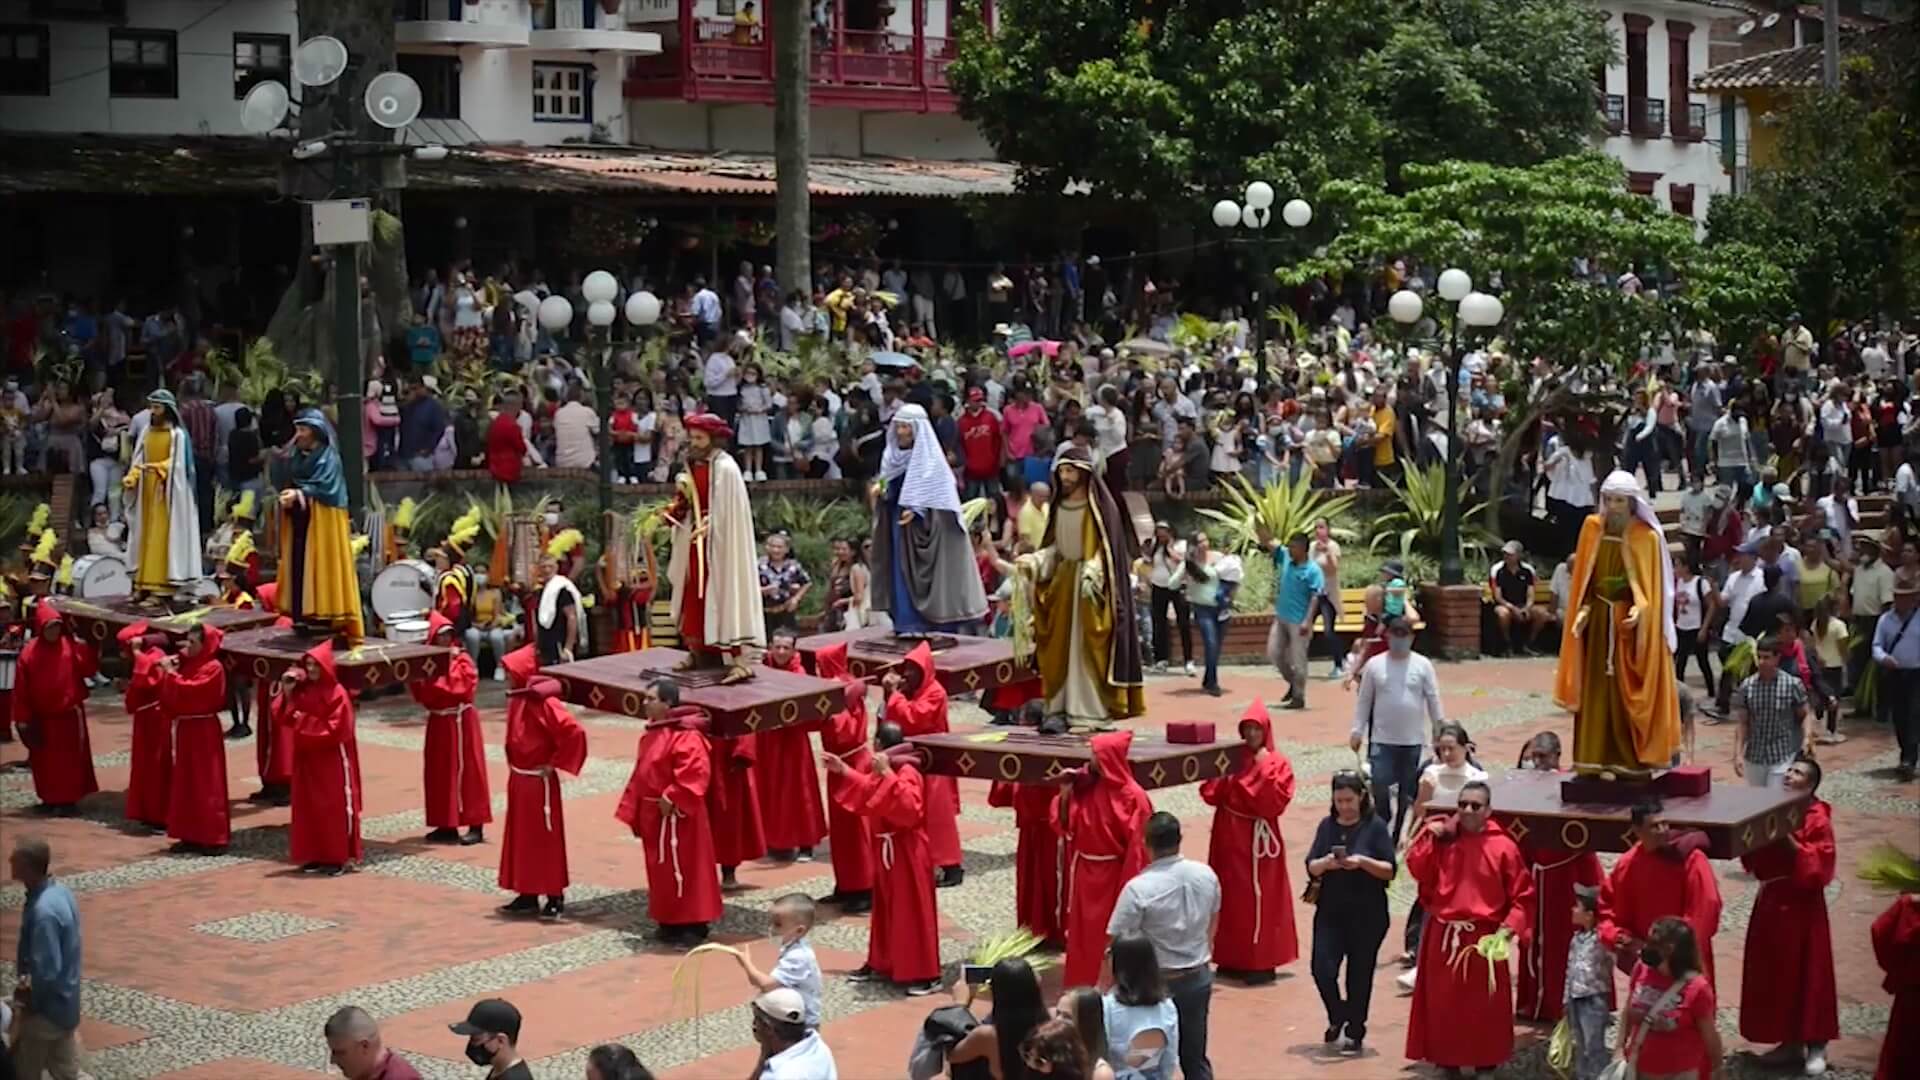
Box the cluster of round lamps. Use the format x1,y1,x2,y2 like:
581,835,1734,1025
532,270,664,333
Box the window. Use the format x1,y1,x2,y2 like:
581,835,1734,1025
233,32,290,99
1627,171,1660,198
532,62,590,122
397,53,460,119
109,28,177,98
0,24,50,96
1666,20,1693,138
1669,183,1696,219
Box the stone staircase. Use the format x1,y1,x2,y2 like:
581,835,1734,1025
1654,491,1896,533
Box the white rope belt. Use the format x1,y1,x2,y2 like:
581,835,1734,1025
1068,849,1120,914
510,765,556,831
338,745,358,841
1597,597,1619,676
1231,810,1284,944
1439,918,1481,961
657,811,684,897
876,831,896,871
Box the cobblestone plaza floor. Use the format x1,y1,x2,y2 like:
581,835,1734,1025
2,655,1908,1079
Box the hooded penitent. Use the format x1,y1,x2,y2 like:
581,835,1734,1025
813,641,876,897
280,640,364,866
498,644,589,897
882,642,962,869
1057,730,1152,987
1199,700,1298,971
159,623,232,848
410,611,492,832
18,604,100,806
120,620,172,827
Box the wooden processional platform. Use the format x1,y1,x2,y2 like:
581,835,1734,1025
48,596,279,648
795,627,1037,696
218,628,454,691
910,730,1249,791
1487,768,1810,860
541,647,844,738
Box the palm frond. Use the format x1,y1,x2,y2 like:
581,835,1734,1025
1858,844,1920,894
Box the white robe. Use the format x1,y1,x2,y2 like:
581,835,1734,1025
126,424,202,589
666,449,765,651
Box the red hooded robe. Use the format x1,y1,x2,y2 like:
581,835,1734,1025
1737,797,1838,1045
1200,700,1298,973
159,623,231,848
832,742,941,983
278,641,363,866
883,642,962,869
1873,894,1920,1080
815,643,875,896
498,644,589,895
752,647,828,851
1599,837,1723,990
1514,835,1607,1021
1055,730,1152,988
253,582,297,788
1404,815,1535,1070
409,612,493,830
17,604,99,806
707,727,766,869
988,779,1062,944
616,703,722,925
120,622,172,828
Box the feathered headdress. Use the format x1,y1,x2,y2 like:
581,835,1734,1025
29,528,57,568
446,505,483,553
26,503,49,536
55,554,73,588
226,530,256,567
393,496,418,532
351,533,370,557
546,527,584,559
232,488,257,521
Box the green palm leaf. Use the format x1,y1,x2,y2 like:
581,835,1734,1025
1195,474,1357,554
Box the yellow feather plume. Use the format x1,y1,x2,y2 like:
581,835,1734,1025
447,505,483,551
393,496,418,531
226,530,256,566
30,528,56,566
547,527,584,559
351,533,370,557
232,488,257,520
56,554,74,587
27,503,50,536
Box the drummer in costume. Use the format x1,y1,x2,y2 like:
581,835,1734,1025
599,542,657,654
125,389,202,604
205,489,257,577
277,409,365,642
534,531,589,665
430,506,484,640
213,532,260,740
409,611,491,846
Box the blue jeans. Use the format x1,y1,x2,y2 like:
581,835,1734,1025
1193,603,1222,690
1167,966,1212,1080
1368,742,1424,842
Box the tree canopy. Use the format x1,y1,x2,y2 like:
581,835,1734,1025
947,0,1614,206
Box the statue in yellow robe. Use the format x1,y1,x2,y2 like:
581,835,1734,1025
1553,470,1681,776
1019,447,1145,730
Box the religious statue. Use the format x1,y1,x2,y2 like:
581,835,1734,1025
869,403,988,634
277,409,365,642
124,389,201,603
1552,470,1680,777
664,413,764,684
1018,446,1144,728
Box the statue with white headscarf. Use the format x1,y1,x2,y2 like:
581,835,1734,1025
1552,469,1681,777
869,403,988,633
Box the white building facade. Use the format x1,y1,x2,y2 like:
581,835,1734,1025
1593,0,1737,227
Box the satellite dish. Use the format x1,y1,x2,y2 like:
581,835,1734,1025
363,71,423,129
1737,19,1757,36
292,35,348,88
240,80,291,134
1761,12,1780,28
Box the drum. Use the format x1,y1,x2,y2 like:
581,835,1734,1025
371,558,435,626
0,649,16,690
386,617,431,644
71,554,132,599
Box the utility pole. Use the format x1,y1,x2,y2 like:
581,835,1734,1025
1822,0,1840,89
773,0,812,295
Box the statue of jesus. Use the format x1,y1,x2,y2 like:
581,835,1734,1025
1552,470,1681,777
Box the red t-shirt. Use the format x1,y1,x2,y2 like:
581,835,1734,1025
957,407,1003,480
1625,964,1715,1075
610,407,638,445
486,412,528,485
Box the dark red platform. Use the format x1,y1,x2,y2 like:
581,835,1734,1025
910,730,1248,791
1489,768,1809,860
541,648,844,737
796,627,1037,695
49,595,278,649
219,628,453,692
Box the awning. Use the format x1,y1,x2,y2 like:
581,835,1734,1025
0,134,1018,200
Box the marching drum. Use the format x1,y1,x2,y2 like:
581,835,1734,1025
0,649,16,690
71,554,132,599
371,558,436,627
386,617,431,644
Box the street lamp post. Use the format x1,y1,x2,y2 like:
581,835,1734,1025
1211,186,1311,385
1387,273,1503,586
538,280,663,547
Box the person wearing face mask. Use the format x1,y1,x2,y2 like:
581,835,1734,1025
1736,755,1838,1076
449,998,531,1080
1599,801,1723,993
1403,780,1534,1079
1510,733,1606,1023
1620,917,1722,1080
1348,617,1445,845
463,568,521,683
730,893,823,1030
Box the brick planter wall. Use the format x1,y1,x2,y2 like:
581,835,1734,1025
1421,583,1485,660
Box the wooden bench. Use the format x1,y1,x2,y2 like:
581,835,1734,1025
1330,587,1427,636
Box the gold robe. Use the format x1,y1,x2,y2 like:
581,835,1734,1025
1552,515,1680,772
1032,497,1146,725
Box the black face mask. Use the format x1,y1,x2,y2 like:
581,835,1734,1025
1640,946,1663,969
465,1039,495,1067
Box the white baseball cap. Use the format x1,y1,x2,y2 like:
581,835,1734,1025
753,987,806,1025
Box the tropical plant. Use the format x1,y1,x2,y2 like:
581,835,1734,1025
1168,313,1228,353
1367,463,1498,563
1197,474,1357,554
0,493,36,553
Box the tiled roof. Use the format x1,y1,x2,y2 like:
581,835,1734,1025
1695,21,1913,91
0,134,1017,200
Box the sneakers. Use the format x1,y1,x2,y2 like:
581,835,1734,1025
846,965,879,983
1396,967,1417,993
1804,1047,1827,1076
1152,660,1169,674
1183,660,1196,677
1338,1035,1362,1057
1814,732,1847,746
752,469,768,482
904,980,941,997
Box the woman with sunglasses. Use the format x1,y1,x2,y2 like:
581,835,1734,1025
1304,771,1395,1056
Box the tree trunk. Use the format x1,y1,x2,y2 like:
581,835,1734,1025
772,0,812,295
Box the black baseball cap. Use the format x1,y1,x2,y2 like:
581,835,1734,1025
449,998,521,1042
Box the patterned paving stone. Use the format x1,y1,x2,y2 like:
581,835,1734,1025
191,909,341,943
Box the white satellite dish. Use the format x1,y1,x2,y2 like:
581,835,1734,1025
1737,19,1757,36
363,71,423,129
240,80,291,134
1761,12,1781,29
292,35,349,88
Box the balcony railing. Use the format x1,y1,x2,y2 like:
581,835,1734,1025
1682,101,1707,140
1627,96,1665,137
628,14,955,102
1603,93,1625,133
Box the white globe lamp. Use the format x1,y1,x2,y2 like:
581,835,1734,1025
1281,198,1312,228
1244,181,1275,210
586,300,617,328
581,270,619,306
1459,292,1498,327
1212,199,1242,229
1241,204,1265,229
1437,267,1473,303
625,290,662,326
537,295,574,332
1387,289,1424,325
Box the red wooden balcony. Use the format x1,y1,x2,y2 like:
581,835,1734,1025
623,1,970,113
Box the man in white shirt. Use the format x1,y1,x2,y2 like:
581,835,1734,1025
691,277,723,347
1543,440,1596,550
1862,334,1892,380
778,291,807,352
1714,544,1768,715
1818,383,1854,460
1086,384,1129,471
704,337,742,426
551,385,600,470
1349,617,1446,842
1816,476,1860,560
1108,812,1221,1080
750,988,837,1080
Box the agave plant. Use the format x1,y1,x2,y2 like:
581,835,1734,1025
1367,463,1499,564
1197,475,1357,554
